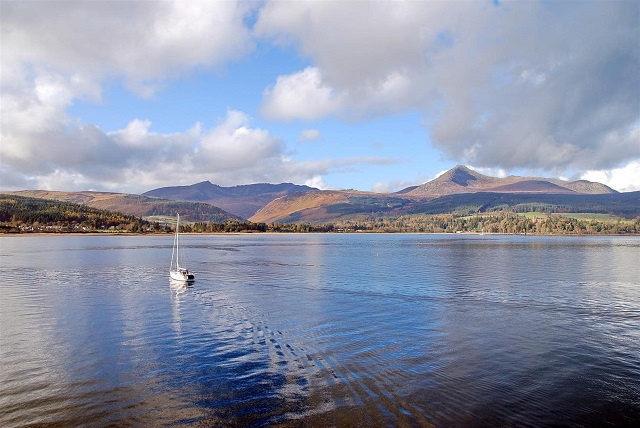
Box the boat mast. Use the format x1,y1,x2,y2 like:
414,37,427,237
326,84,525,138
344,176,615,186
176,213,180,270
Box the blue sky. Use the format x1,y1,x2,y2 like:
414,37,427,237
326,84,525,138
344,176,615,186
2,0,639,194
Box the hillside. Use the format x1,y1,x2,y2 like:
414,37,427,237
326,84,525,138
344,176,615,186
402,165,616,197
251,165,624,224
3,165,628,225
1,190,242,223
251,190,415,223
405,191,640,217
0,194,153,232
143,182,316,219
250,191,351,223
250,165,635,224
252,190,640,224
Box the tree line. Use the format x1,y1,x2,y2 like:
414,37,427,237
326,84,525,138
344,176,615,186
176,213,640,235
326,213,640,235
2,194,638,235
0,195,158,233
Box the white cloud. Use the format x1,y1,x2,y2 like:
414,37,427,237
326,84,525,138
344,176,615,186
1,0,255,95
2,0,638,194
304,175,326,190
581,160,640,193
471,166,508,179
113,119,154,147
372,179,422,194
198,109,285,172
0,101,392,192
261,67,342,120
256,0,640,177
0,0,284,192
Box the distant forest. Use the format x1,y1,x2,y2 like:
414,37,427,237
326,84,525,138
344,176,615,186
406,191,640,218
179,214,640,235
323,213,640,235
0,195,158,233
1,194,638,235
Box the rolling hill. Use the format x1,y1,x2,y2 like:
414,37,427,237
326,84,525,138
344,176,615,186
250,166,632,224
401,165,616,197
3,165,633,226
1,190,242,223
143,182,316,219
0,194,154,232
251,190,640,224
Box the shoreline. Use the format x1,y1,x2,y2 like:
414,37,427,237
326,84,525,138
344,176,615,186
1,231,637,237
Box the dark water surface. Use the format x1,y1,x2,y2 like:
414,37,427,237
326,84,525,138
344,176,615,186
1,234,638,426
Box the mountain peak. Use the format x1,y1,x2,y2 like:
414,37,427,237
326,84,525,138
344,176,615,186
143,181,317,219
192,180,218,189
402,165,493,197
404,165,617,198
444,165,480,186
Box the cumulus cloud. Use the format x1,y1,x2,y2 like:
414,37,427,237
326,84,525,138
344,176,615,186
1,0,265,191
261,67,342,120
581,160,640,193
0,97,391,192
1,0,255,95
2,0,638,193
0,1,366,192
372,179,421,194
256,0,640,175
304,175,327,190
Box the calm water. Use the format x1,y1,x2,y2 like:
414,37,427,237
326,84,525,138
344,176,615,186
0,234,638,427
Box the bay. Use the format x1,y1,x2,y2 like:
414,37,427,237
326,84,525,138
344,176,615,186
0,234,639,426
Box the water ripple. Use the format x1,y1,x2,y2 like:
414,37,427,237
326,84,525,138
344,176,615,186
1,235,639,426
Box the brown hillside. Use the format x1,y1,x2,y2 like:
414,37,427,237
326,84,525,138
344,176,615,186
143,182,316,219
250,191,349,223
489,180,576,194
405,165,616,197
405,165,500,197
551,180,616,194
5,190,162,216
1,190,240,222
6,190,130,207
251,165,620,224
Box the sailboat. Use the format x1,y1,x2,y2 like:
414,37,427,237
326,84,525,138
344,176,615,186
170,213,195,283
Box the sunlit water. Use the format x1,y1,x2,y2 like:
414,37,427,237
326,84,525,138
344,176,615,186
0,234,638,426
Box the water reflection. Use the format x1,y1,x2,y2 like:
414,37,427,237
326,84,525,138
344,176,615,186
0,235,638,426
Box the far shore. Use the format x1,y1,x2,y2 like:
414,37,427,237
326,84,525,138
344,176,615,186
1,231,637,237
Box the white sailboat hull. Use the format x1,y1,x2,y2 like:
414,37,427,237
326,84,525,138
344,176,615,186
170,269,195,282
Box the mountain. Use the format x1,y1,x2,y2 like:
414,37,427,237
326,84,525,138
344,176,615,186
0,194,153,232
250,190,416,223
250,165,629,223
1,190,242,222
2,165,628,225
143,182,316,219
251,189,640,224
402,165,616,197
248,190,351,224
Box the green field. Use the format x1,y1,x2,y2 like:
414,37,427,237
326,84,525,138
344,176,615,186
517,212,630,222
144,216,179,225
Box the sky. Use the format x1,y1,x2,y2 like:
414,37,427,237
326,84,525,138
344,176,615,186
1,0,639,194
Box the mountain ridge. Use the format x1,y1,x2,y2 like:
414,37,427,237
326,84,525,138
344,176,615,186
402,165,616,197
143,182,316,219
1,165,628,225
0,190,242,223
250,165,622,223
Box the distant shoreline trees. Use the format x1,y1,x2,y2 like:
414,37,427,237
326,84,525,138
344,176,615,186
1,194,638,235
0,195,160,233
